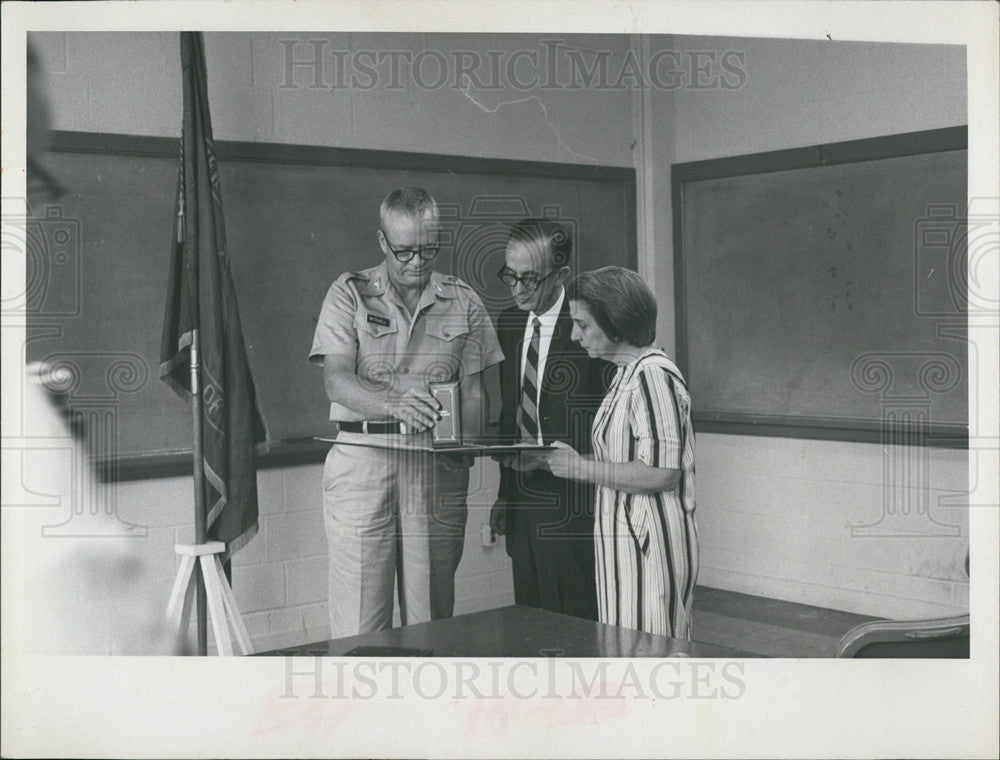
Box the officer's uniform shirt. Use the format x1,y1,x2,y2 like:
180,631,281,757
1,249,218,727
309,261,504,421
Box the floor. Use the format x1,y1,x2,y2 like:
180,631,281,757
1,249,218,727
691,586,880,657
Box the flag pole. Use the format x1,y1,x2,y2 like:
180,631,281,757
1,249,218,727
162,32,265,656
189,328,208,656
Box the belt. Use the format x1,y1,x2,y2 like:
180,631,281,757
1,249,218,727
336,420,404,435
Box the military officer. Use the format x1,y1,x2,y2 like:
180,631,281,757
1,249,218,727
309,186,504,638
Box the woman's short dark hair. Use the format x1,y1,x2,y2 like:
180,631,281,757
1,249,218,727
566,266,657,347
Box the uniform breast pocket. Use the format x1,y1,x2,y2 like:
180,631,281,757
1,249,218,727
423,317,471,382
425,316,470,344
355,315,399,385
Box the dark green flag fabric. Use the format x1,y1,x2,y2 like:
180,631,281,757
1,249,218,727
159,32,269,557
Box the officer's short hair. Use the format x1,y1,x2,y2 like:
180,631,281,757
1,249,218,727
567,266,657,348
381,186,438,225
506,218,572,268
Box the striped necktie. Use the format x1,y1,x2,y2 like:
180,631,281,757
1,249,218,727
518,316,542,443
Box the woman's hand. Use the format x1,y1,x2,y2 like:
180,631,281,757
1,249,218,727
542,440,585,481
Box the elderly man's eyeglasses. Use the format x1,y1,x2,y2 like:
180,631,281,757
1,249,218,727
380,229,440,263
497,267,559,292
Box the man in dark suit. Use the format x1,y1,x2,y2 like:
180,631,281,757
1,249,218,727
489,219,611,620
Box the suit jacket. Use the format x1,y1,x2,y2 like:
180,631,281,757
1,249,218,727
496,299,612,565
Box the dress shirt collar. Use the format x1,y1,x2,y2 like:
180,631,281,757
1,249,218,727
529,287,565,331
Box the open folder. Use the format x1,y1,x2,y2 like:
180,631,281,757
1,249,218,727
314,435,552,456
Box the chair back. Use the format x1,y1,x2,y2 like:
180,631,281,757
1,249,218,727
835,615,969,658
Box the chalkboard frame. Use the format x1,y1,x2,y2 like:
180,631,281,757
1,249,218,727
40,130,637,479
671,126,968,448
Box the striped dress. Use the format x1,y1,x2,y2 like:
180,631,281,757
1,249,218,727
591,350,698,638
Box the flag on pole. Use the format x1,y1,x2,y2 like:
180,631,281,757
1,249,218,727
159,32,269,557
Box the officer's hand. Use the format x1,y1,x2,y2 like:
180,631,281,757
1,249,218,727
386,388,441,432
439,453,474,473
490,497,508,536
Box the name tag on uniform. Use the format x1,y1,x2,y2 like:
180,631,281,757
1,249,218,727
366,314,391,327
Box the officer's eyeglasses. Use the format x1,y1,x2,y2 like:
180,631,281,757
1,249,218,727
380,229,440,263
497,267,559,292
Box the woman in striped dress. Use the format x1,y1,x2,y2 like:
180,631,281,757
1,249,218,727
539,267,698,639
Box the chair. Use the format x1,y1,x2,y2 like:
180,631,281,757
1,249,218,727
835,614,969,658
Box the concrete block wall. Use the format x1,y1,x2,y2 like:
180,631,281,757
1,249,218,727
695,435,969,618
113,459,513,652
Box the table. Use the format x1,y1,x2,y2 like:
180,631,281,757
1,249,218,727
256,605,761,657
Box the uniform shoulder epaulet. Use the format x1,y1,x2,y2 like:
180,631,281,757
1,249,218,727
432,273,472,299
340,268,387,296
336,269,369,285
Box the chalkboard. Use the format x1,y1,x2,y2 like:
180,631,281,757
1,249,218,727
25,131,636,477
672,127,967,446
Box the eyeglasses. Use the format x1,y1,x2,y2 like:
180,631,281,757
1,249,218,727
497,267,559,292
380,229,440,263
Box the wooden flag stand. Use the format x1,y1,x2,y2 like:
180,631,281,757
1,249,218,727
163,329,252,656
166,540,252,655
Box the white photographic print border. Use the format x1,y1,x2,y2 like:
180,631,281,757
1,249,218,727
1,2,997,758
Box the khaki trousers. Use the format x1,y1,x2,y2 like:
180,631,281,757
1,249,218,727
322,432,469,639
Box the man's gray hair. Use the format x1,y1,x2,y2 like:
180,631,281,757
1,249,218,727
380,186,439,225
